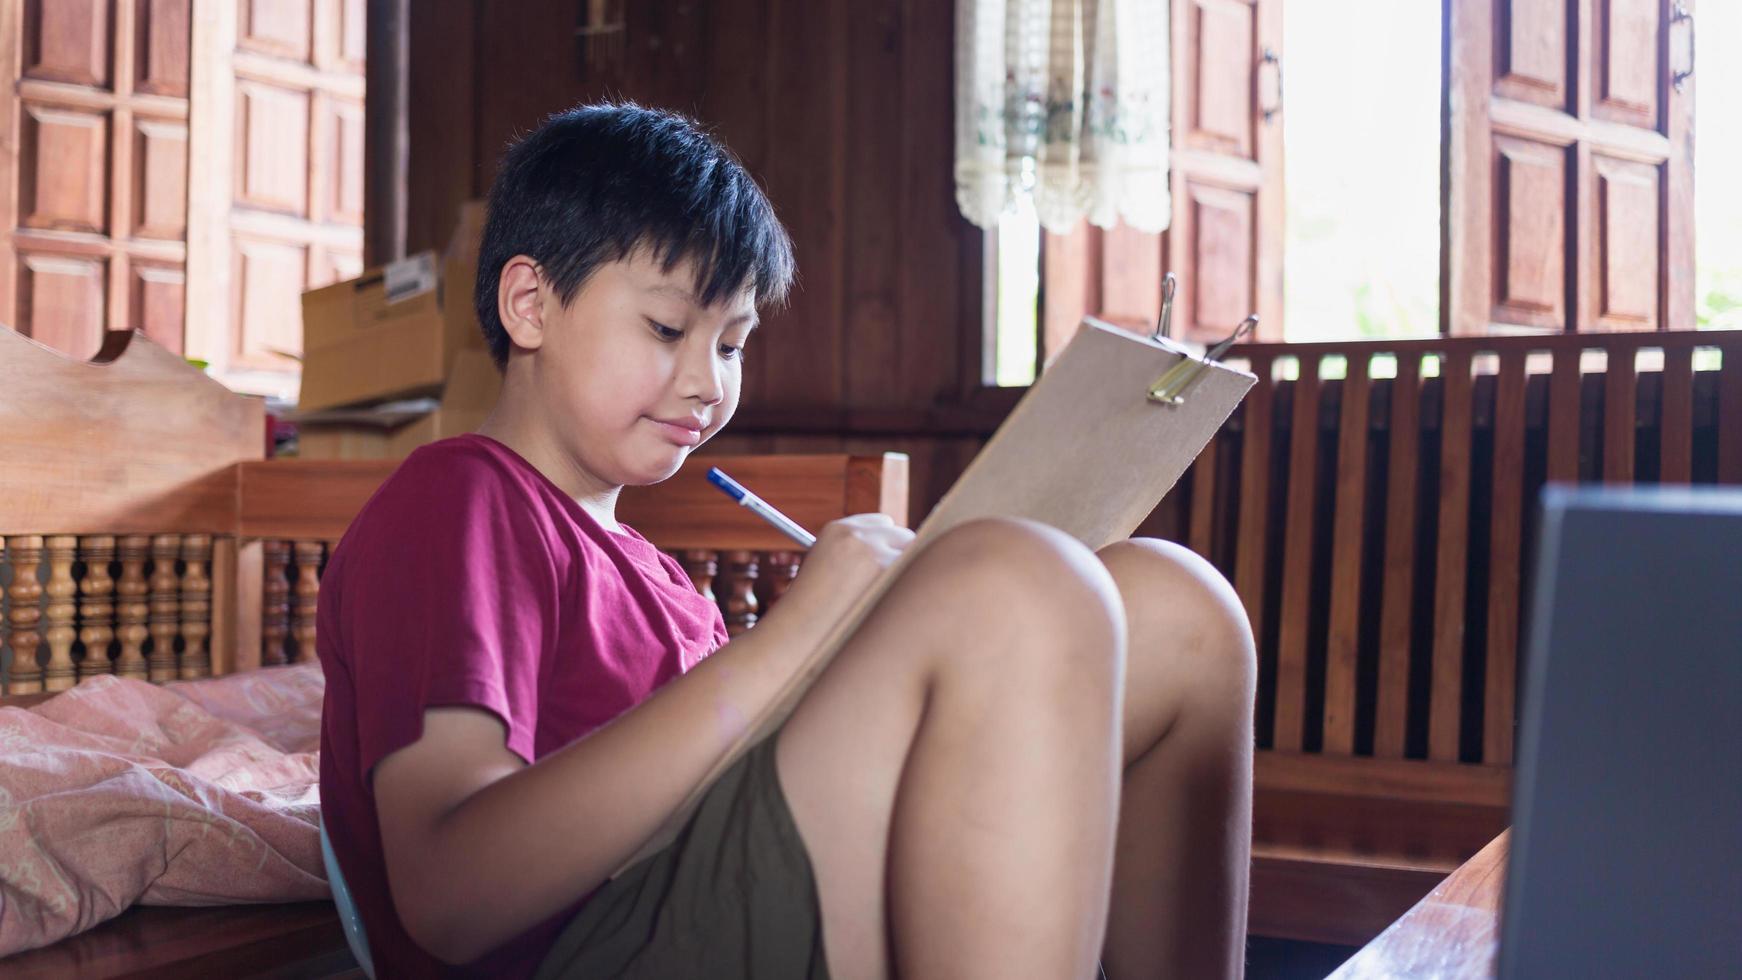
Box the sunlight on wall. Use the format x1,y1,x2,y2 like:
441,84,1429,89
1695,3,1742,331
1282,1,1441,342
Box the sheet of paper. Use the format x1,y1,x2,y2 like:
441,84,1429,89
619,318,1257,871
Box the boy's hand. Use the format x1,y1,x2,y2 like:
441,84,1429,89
785,514,915,615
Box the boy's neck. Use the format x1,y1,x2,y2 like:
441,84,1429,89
475,393,624,533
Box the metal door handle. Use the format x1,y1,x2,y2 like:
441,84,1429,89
1672,2,1695,92
1260,47,1284,122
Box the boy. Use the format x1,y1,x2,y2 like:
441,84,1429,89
318,103,1255,980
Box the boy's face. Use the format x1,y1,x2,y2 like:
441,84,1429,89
519,249,756,488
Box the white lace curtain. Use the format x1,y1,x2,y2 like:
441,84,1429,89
955,0,1171,234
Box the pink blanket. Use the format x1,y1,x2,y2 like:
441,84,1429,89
0,664,329,955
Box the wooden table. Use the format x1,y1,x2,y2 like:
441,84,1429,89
1328,830,1509,979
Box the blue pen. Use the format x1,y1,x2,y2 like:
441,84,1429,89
706,467,818,549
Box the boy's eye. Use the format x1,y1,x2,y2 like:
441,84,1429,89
648,320,683,341
719,344,743,361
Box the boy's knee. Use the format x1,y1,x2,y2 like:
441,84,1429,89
1102,538,1256,695
915,518,1126,677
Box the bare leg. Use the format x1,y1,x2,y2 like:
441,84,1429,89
777,518,1128,980
1097,539,1256,980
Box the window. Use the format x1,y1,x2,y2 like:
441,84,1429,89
1281,0,1439,342
1696,2,1742,331
992,198,1042,387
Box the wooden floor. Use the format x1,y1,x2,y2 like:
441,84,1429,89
1,902,358,979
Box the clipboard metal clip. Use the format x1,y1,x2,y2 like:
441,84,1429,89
1150,272,1178,341
1147,314,1258,406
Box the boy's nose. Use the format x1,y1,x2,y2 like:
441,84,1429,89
678,349,725,405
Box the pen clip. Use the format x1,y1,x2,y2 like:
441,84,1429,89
1146,314,1258,407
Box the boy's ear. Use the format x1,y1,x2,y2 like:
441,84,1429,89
497,255,547,351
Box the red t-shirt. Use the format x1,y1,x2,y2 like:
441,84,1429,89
317,434,728,978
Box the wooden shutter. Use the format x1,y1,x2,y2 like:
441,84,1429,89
1043,0,1283,352
185,0,365,397
0,0,193,358
1445,0,1694,335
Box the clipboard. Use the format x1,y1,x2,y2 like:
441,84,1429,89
619,315,1257,871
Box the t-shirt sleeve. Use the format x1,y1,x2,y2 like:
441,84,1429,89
337,452,562,772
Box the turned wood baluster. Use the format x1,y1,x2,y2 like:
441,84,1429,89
4,536,45,695
679,550,719,602
760,551,801,611
722,550,759,634
42,536,79,692
147,535,182,682
291,542,323,664
77,536,116,679
179,535,212,679
262,541,291,667
114,536,150,680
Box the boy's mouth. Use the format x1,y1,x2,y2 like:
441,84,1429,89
647,416,705,447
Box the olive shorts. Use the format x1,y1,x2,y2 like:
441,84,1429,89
533,733,830,980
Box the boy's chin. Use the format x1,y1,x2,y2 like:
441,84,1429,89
622,447,691,486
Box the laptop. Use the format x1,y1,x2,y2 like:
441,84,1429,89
1498,486,1742,978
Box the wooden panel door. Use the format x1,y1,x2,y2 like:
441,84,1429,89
1170,0,1282,342
1041,0,1283,351
186,0,364,398
0,0,193,358
1445,0,1694,334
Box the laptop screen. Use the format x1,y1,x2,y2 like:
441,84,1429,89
1499,486,1742,979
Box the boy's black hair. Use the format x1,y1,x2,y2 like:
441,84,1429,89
474,102,795,368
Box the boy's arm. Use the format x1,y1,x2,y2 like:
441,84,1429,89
373,514,910,965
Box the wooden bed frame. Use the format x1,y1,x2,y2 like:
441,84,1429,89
0,325,907,976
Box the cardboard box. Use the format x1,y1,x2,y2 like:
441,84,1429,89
298,201,487,412
294,348,501,460
439,343,502,415
296,406,491,460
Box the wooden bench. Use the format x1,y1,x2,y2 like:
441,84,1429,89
1145,329,1742,945
0,325,906,975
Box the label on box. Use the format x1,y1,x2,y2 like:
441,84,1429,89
384,253,438,305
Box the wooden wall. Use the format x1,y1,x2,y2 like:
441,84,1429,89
405,0,993,521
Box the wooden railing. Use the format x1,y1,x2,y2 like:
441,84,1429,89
2,452,904,690
259,539,326,668
2,534,225,694
246,540,811,672
675,548,805,634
